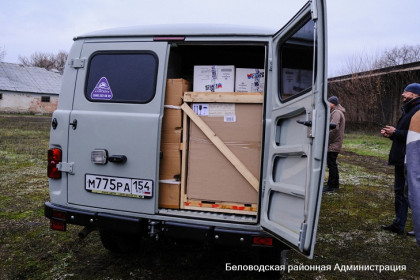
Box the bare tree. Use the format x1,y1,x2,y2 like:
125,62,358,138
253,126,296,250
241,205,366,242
0,46,5,62
374,45,420,69
330,44,420,130
19,51,68,73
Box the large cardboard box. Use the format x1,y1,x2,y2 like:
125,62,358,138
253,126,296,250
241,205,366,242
165,79,190,106
186,103,262,204
159,180,181,209
235,68,265,93
159,78,189,183
193,65,235,92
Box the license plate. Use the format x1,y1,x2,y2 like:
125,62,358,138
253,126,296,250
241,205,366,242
85,174,153,198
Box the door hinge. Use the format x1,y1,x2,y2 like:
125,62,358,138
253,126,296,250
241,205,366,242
298,222,308,252
311,0,318,20
57,162,74,174
69,58,85,69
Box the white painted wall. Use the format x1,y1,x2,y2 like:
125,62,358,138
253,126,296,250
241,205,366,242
0,92,58,114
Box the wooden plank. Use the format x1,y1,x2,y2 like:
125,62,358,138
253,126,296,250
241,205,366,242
181,103,259,192
179,110,188,209
183,205,257,216
185,199,258,212
184,92,263,103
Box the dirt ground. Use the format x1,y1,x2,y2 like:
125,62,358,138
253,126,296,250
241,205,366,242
0,115,419,280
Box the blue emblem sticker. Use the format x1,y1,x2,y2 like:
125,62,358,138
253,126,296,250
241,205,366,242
91,77,113,100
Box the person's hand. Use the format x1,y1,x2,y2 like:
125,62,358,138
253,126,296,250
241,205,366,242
381,125,395,138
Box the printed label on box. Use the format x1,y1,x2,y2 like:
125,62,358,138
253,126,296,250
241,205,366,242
224,115,236,123
192,104,209,116
209,104,235,117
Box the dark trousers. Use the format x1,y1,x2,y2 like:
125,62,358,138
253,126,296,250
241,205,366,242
392,164,408,231
327,152,339,189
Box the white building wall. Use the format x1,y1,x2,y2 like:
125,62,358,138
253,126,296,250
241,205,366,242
0,92,58,114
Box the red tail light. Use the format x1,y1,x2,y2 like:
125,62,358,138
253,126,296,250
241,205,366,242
50,219,66,231
253,236,273,246
48,148,62,179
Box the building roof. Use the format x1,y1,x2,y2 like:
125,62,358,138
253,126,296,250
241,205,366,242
0,62,62,95
329,61,420,83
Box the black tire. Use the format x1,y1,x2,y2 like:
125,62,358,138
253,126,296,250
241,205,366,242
254,246,287,279
99,229,142,253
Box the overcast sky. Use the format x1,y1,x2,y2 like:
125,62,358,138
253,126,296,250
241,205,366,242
1,0,419,77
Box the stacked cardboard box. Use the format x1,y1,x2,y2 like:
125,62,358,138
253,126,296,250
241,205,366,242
186,103,262,204
159,79,190,209
193,65,235,92
235,68,265,93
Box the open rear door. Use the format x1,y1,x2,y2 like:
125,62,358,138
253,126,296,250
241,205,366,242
261,0,328,258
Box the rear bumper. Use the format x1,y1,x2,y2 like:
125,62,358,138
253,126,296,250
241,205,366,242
44,202,287,248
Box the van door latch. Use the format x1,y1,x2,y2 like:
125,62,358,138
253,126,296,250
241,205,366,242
108,155,127,164
69,119,77,130
297,120,312,127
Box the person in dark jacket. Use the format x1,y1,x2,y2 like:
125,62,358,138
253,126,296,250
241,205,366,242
406,97,420,246
323,96,346,193
380,83,420,234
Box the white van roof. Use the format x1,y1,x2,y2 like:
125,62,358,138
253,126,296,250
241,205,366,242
75,23,277,40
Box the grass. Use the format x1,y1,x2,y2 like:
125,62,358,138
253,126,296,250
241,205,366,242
342,132,391,161
0,114,419,280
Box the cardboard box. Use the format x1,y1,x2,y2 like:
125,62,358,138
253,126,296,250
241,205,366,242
186,103,262,204
159,180,181,209
165,79,190,106
162,108,182,132
193,65,235,92
235,68,265,93
160,108,182,180
160,143,181,180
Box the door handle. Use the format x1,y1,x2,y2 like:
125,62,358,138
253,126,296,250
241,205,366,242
297,120,312,127
69,119,77,130
108,155,127,164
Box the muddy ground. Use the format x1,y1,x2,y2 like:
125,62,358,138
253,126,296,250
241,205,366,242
0,115,419,280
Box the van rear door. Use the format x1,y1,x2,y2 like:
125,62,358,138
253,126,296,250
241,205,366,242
67,41,167,214
261,0,328,258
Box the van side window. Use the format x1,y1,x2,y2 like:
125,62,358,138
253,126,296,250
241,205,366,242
85,52,158,103
279,19,315,101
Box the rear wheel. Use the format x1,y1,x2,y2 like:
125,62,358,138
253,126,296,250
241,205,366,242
254,246,288,279
99,230,142,253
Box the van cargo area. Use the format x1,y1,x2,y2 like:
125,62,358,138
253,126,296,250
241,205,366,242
158,44,266,221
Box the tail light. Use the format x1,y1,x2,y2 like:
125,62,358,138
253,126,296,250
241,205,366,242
50,209,67,231
48,148,62,179
253,236,273,246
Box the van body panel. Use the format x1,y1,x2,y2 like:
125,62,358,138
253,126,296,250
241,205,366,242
46,0,327,259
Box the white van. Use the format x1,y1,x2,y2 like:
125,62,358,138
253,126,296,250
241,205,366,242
45,0,328,263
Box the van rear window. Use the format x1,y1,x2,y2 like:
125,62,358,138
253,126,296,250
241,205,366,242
86,52,158,103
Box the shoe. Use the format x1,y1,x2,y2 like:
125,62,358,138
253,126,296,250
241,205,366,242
407,230,415,236
323,186,338,193
322,186,335,193
381,224,404,235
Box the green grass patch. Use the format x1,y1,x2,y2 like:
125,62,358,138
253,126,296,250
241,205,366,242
343,133,391,160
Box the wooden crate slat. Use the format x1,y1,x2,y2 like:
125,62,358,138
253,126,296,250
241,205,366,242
183,92,263,103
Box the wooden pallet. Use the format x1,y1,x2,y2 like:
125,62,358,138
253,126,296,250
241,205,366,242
184,199,257,215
